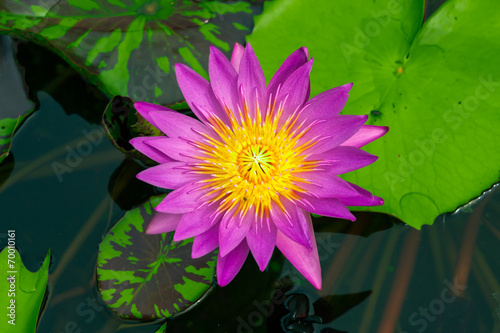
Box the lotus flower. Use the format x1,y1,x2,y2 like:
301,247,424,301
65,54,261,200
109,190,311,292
130,43,388,289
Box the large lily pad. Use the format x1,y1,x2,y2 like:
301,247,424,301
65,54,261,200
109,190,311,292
0,0,264,106
0,246,50,333
0,36,35,164
248,0,500,229
97,194,216,320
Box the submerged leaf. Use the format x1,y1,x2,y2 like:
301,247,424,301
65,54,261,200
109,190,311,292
97,194,216,320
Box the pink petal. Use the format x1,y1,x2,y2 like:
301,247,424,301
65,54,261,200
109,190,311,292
296,195,355,221
270,198,312,251
276,211,321,289
218,208,253,257
313,146,378,175
145,212,182,234
148,109,215,141
173,203,219,241
237,43,266,119
134,102,174,129
136,162,205,189
246,215,277,271
299,83,352,120
230,42,245,73
145,137,200,163
338,182,384,206
129,136,174,163
216,240,249,287
297,115,368,155
275,59,313,127
209,46,239,116
192,222,220,258
155,182,211,214
341,125,389,148
174,63,227,123
267,47,309,103
293,172,360,199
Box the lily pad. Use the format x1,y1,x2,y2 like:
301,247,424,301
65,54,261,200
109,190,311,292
97,194,216,320
0,246,50,333
0,0,265,106
0,36,35,164
248,0,500,229
102,95,164,158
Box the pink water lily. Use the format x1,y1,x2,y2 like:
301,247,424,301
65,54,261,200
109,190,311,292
130,43,388,289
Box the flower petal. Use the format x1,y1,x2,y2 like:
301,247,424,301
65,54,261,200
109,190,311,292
209,46,239,116
293,172,360,199
314,146,378,175
231,42,245,72
136,162,205,189
341,125,389,148
148,109,215,140
173,203,219,241
155,182,210,214
298,115,368,155
276,211,321,289
246,215,277,271
270,198,312,251
145,137,200,163
237,43,266,119
267,47,309,102
275,59,313,121
216,240,249,287
129,136,174,163
175,63,226,123
338,182,384,206
218,207,253,257
192,222,219,258
145,212,182,234
297,195,355,221
134,102,174,129
299,83,352,120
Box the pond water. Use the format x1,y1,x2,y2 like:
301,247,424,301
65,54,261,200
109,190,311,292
0,23,499,333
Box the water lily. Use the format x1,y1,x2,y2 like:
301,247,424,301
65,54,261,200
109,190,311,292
130,43,388,289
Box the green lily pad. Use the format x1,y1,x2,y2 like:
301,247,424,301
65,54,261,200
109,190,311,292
0,0,264,106
97,194,216,320
0,36,35,164
0,246,50,333
248,0,500,229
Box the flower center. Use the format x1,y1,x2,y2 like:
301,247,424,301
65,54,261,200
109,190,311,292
191,101,319,218
239,145,275,182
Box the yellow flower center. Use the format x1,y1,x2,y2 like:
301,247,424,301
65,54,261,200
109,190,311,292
191,99,319,218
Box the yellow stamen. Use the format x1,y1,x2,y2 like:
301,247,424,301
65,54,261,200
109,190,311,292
191,99,319,220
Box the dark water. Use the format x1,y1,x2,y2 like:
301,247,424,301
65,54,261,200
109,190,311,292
1,10,499,333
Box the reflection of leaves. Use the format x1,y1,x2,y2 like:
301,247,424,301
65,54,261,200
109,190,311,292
313,291,372,324
0,36,35,164
0,0,265,106
248,0,500,229
313,212,399,238
0,247,50,333
107,157,157,210
0,154,14,189
97,194,216,320
15,41,109,124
